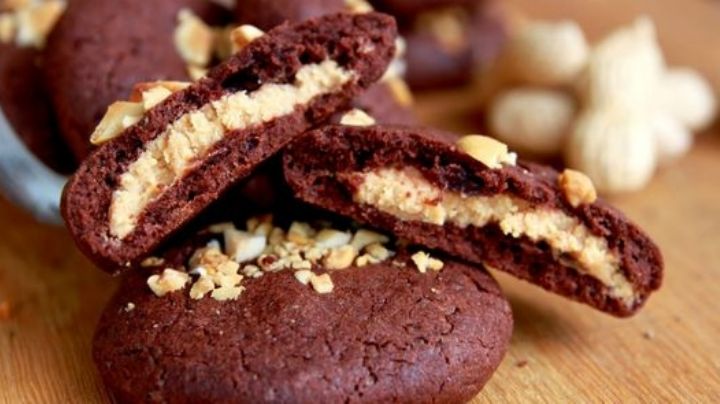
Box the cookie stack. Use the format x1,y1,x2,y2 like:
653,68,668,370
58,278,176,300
56,10,664,403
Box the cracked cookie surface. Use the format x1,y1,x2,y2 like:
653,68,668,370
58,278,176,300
93,250,512,403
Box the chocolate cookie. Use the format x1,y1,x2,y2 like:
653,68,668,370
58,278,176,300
236,0,417,125
282,125,664,316
401,3,506,89
61,13,397,271
44,0,230,161
0,43,73,173
94,241,512,403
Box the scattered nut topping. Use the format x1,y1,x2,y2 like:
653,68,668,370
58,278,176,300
140,256,165,268
230,24,264,51
147,269,190,297
224,228,266,263
411,251,444,274
287,222,316,245
189,276,214,299
324,245,358,270
90,81,192,145
125,302,136,312
10,0,65,48
366,243,393,261
129,80,190,108
174,9,214,67
340,109,376,126
211,285,245,301
559,169,597,207
310,273,334,294
384,77,414,107
345,0,373,13
294,270,313,285
456,135,517,169
90,101,144,145
146,217,408,300
350,229,389,251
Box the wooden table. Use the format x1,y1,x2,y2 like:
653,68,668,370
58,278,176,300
1,0,719,402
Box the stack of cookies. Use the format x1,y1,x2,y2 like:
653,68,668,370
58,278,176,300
55,10,664,403
2,1,663,402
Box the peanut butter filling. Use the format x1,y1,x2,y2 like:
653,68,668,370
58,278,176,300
109,60,355,239
352,167,634,303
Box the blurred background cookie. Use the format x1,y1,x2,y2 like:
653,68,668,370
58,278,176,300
371,0,507,89
0,0,74,173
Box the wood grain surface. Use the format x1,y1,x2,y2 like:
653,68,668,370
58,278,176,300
1,0,719,402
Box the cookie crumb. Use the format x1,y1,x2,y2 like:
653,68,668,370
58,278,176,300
125,302,136,312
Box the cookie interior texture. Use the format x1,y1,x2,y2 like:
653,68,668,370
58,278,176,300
282,125,663,316
61,13,396,270
94,252,512,403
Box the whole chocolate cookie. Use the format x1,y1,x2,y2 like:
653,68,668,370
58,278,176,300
0,43,73,173
43,0,230,161
94,252,513,403
283,125,664,316
61,13,397,271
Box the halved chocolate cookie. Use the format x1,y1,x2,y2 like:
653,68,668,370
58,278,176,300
235,0,417,125
93,215,513,403
283,125,664,316
61,13,397,271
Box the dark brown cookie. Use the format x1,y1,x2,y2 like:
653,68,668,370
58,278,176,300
282,125,664,316
401,2,506,89
0,43,73,173
43,0,230,161
61,13,397,271
236,1,417,125
94,252,513,403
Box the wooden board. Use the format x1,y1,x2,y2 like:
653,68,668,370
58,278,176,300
1,0,719,402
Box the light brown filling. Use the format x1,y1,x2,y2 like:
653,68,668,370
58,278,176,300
353,168,635,303
109,60,355,239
